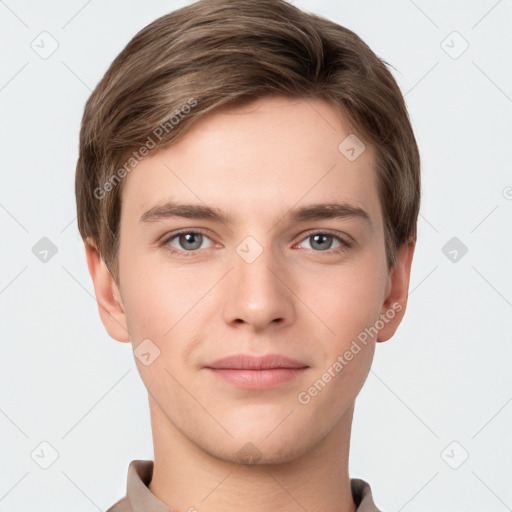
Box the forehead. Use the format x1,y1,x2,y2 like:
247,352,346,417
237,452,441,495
120,96,380,228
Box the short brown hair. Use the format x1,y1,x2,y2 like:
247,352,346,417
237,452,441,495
75,0,420,284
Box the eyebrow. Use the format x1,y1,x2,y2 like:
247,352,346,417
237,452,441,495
139,201,371,226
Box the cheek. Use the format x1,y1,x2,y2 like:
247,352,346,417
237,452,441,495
301,262,386,344
295,268,381,417
120,248,198,338
119,255,215,384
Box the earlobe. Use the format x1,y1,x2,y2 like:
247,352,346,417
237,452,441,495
377,240,416,343
84,238,131,343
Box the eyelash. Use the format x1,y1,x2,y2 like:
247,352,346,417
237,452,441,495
159,229,352,257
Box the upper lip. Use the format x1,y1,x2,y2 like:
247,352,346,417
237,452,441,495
205,354,309,370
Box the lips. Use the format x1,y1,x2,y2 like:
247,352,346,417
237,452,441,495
205,354,308,370
204,354,309,389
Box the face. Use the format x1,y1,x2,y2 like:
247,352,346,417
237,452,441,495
90,96,413,464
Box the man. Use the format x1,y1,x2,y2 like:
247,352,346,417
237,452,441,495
75,1,420,510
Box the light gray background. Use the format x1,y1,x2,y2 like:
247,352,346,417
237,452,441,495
1,0,511,510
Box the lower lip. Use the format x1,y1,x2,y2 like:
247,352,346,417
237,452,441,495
205,368,308,389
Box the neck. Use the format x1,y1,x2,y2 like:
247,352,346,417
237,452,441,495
147,396,357,512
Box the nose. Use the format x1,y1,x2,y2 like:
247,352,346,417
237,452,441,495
221,240,295,333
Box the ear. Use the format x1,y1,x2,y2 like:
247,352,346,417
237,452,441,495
84,238,130,343
377,240,416,343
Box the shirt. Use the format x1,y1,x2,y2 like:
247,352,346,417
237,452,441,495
106,460,382,512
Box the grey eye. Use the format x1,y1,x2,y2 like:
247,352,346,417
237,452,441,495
299,233,343,251
172,232,207,251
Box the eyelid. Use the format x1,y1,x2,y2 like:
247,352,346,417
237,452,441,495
294,228,354,248
160,227,212,240
159,228,215,249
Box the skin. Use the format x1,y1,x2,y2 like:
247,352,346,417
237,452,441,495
85,96,415,512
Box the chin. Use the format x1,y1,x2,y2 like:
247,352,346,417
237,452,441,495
200,424,317,467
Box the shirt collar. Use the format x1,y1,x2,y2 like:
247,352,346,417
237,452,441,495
126,460,173,512
121,459,382,512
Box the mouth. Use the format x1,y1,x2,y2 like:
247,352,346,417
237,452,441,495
203,354,309,389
